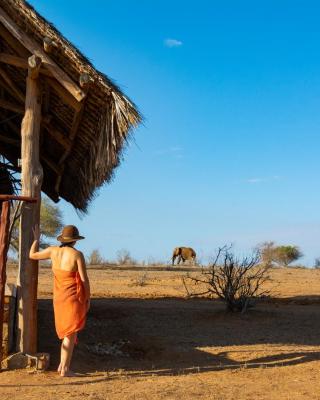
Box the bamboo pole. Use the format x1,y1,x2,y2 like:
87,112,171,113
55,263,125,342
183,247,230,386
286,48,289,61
16,55,43,353
0,201,10,367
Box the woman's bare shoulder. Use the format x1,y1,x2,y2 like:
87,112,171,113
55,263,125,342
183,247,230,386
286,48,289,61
72,248,84,257
48,246,59,253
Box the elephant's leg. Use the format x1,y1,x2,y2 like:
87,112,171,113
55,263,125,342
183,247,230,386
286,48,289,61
172,255,176,265
177,255,182,265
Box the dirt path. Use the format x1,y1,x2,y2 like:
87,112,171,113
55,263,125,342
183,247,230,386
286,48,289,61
2,266,320,399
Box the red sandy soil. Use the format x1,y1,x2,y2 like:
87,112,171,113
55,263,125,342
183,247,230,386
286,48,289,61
1,266,320,400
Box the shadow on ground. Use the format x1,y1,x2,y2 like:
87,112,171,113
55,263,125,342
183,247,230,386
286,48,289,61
34,296,320,378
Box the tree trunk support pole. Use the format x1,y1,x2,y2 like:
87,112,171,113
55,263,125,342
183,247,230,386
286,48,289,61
16,55,43,354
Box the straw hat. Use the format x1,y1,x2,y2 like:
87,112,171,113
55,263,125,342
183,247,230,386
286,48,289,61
57,225,84,243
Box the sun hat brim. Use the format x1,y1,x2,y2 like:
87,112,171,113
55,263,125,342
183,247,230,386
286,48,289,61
57,235,85,243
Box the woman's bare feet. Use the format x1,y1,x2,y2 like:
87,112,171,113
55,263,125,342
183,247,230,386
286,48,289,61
60,368,77,377
57,363,62,373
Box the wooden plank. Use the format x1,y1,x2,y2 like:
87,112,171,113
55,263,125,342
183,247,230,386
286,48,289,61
0,98,24,114
0,201,10,368
0,66,25,102
16,62,43,354
0,53,53,77
0,7,85,102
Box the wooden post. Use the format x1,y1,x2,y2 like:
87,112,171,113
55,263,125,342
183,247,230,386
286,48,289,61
0,201,10,366
16,55,43,353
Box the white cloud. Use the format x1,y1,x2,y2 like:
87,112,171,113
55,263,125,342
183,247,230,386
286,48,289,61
247,178,263,184
246,176,282,184
164,38,183,48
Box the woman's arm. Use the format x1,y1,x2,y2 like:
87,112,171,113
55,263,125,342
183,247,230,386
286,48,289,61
29,224,52,260
77,252,90,310
29,240,52,260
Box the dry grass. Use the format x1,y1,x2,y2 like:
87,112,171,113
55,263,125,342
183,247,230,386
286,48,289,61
2,265,320,399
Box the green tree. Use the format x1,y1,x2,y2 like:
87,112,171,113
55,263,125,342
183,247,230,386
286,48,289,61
10,196,63,252
256,242,303,267
273,246,303,267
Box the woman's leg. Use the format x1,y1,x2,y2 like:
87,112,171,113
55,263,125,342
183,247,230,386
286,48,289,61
60,332,77,376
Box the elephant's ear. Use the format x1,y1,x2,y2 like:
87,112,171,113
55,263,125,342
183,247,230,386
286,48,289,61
178,247,182,255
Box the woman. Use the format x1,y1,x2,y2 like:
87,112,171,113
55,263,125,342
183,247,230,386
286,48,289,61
29,224,90,377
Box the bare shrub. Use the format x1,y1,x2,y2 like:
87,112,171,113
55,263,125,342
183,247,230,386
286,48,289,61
87,249,104,265
131,272,149,287
183,246,271,313
116,248,136,265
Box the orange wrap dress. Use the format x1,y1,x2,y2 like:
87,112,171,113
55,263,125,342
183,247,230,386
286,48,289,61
53,268,87,339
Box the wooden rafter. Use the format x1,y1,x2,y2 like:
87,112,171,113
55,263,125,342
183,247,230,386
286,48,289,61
0,65,24,102
46,77,82,112
0,24,30,58
0,53,53,77
0,133,19,146
0,98,24,114
0,7,85,102
55,79,90,192
42,122,72,149
0,130,62,176
0,96,72,150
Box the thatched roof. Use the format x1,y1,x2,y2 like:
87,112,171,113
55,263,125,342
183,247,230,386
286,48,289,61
0,0,141,212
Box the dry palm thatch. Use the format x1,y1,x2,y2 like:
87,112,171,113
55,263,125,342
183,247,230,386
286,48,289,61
0,0,142,212
0,157,16,196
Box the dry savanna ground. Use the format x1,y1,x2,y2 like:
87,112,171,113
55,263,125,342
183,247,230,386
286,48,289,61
2,265,320,399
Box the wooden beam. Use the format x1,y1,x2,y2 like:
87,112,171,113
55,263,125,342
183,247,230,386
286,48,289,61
16,57,43,354
0,8,85,102
0,66,25,103
0,53,28,69
43,36,57,54
79,72,92,89
0,53,83,112
46,77,82,112
0,24,30,58
0,53,53,77
28,55,42,79
0,98,24,114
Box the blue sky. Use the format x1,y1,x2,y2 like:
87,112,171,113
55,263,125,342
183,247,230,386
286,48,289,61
29,1,320,265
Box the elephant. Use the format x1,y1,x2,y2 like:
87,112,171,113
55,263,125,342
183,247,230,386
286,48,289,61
172,247,196,265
